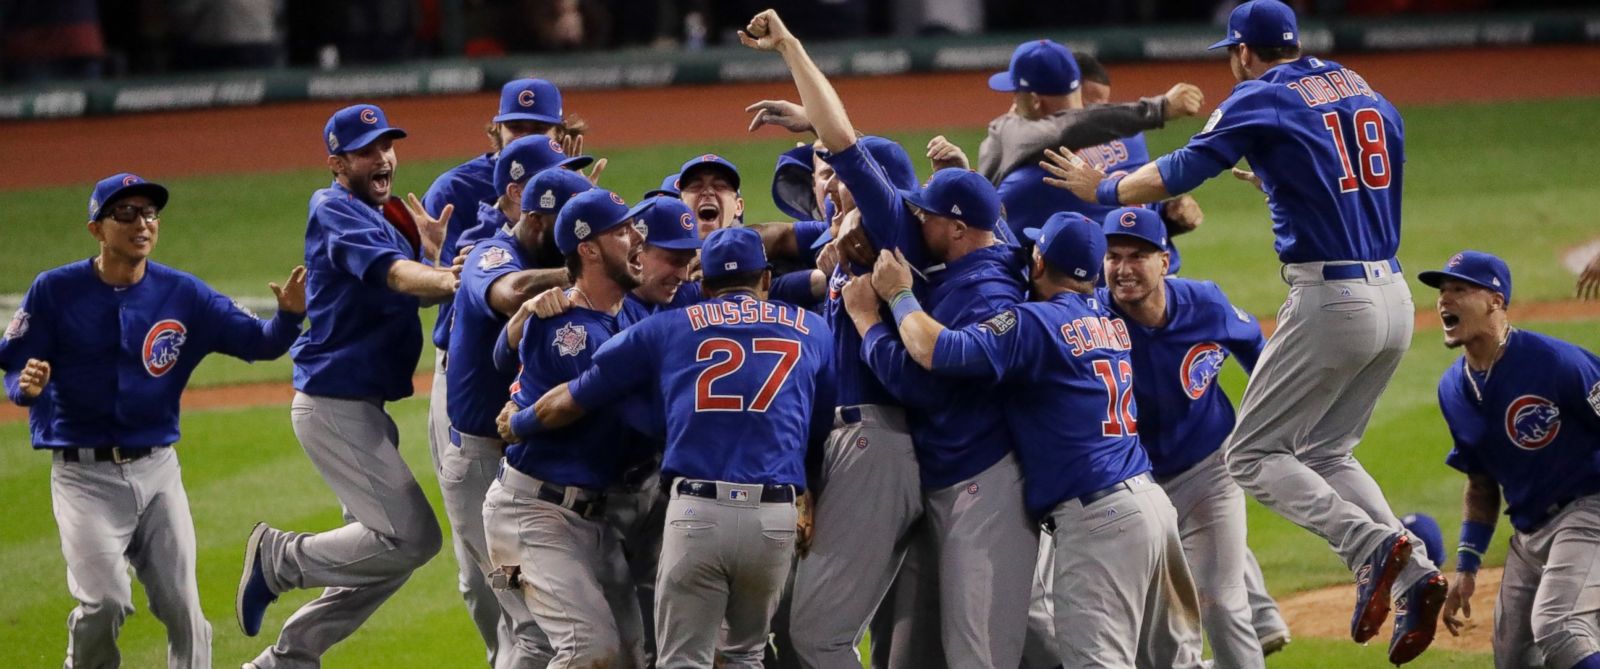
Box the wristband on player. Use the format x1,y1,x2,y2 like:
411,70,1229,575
508,406,543,439
1456,519,1494,574
890,290,921,326
1095,174,1127,207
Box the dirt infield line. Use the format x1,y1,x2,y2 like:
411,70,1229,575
1,298,1593,426
3,46,1599,191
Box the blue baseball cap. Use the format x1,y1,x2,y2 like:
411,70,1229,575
1102,207,1168,251
988,40,1081,96
701,227,769,279
324,103,407,155
522,167,595,214
643,173,682,200
1025,212,1105,281
901,169,1003,232
773,144,819,221
554,188,631,255
494,78,563,124
1418,250,1513,306
88,173,169,221
1209,0,1300,50
1401,512,1445,570
678,154,741,192
860,136,918,190
624,196,703,251
494,134,594,195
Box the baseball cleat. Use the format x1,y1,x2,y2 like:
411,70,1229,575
236,522,279,637
1259,628,1291,657
1351,532,1412,643
1388,571,1448,665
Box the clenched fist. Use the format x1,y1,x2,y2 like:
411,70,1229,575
1163,83,1205,120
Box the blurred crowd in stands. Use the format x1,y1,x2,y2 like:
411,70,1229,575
0,0,1585,84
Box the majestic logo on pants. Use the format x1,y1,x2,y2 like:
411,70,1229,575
1179,342,1226,400
143,320,188,377
1505,395,1560,450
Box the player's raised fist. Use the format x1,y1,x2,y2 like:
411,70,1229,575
17,358,50,400
270,265,309,316
1039,147,1103,203
496,401,519,443
738,9,793,51
528,287,574,319
1161,195,1204,234
1163,83,1205,120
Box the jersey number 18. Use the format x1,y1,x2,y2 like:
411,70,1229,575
1321,108,1392,193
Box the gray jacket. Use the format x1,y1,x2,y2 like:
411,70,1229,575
976,97,1169,185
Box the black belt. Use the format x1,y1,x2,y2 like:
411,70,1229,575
1078,473,1152,506
57,447,157,464
1320,258,1400,281
496,466,607,519
676,479,795,504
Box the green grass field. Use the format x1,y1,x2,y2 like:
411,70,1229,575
2,95,1597,666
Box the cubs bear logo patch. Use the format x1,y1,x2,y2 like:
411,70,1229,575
3,309,28,341
143,319,188,377
479,246,513,271
552,322,587,357
1505,395,1560,450
1179,342,1226,400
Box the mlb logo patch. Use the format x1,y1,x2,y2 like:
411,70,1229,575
729,489,750,502
3,309,29,341
479,246,513,271
552,322,588,357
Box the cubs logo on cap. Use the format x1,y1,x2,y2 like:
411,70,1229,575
1180,343,1226,400
1102,207,1167,250
495,79,564,124
1506,395,1560,450
495,134,594,196
555,188,631,255
678,154,742,192
323,103,407,155
88,172,169,221
143,319,188,377
623,196,702,251
1417,250,1513,306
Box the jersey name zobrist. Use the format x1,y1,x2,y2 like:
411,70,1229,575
685,299,811,335
1061,315,1132,357
1285,67,1377,108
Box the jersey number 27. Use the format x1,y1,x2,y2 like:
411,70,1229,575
695,338,801,412
1322,108,1392,193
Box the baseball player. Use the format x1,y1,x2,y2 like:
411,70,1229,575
741,11,981,667
1423,251,1600,669
236,103,459,669
441,166,596,668
487,187,648,668
678,154,744,238
1096,206,1278,667
849,212,1204,668
0,173,306,669
529,226,835,668
1041,0,1447,662
420,78,590,665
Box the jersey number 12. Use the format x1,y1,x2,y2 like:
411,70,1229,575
695,338,801,412
1321,108,1392,193
1092,359,1137,437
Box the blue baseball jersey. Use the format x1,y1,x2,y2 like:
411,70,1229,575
1000,134,1182,273
569,293,834,488
504,306,625,490
1,260,301,448
793,219,829,263
1438,329,1600,533
292,181,423,401
1157,56,1404,264
424,153,497,349
619,280,702,329
770,271,824,313
930,291,1151,519
1101,279,1265,479
446,227,536,437
862,244,1026,488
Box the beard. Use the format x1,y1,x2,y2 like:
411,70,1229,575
601,246,642,291
344,171,384,207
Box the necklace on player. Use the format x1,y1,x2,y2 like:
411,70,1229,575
1463,325,1513,404
570,286,595,310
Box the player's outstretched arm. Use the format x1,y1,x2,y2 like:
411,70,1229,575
402,192,450,264
489,269,572,318
270,265,309,316
387,259,460,304
532,382,586,431
1040,148,1173,206
1443,473,1501,636
739,10,856,154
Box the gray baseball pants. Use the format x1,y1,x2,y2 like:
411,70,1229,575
1224,261,1436,594
446,430,555,668
430,357,524,666
483,465,645,669
1048,475,1205,669
50,447,211,669
250,392,443,669
1019,458,1285,669
605,465,667,668
1494,493,1600,669
657,480,797,668
924,453,1037,668
788,406,929,669
866,526,946,669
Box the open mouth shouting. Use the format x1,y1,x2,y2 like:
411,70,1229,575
371,167,394,200
695,197,722,227
1439,308,1461,332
